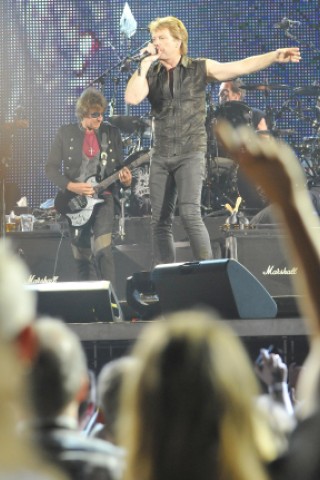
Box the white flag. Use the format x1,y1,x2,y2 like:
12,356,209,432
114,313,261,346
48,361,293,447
120,2,137,39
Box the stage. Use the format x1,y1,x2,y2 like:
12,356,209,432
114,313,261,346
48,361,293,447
7,215,311,373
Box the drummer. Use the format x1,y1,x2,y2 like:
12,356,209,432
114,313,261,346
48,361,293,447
218,78,268,131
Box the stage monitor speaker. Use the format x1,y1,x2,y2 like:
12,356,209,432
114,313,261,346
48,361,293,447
152,259,277,319
25,281,123,323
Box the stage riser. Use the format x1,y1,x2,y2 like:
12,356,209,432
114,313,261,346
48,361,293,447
82,335,309,376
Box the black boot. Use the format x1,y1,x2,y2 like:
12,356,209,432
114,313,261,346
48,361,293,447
95,247,115,285
74,259,98,281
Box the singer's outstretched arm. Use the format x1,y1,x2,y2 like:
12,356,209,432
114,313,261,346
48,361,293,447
206,48,301,81
125,46,300,104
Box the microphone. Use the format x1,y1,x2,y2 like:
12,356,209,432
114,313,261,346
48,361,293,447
275,17,301,29
129,49,157,62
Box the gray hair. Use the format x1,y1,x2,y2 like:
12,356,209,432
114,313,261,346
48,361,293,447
30,317,88,418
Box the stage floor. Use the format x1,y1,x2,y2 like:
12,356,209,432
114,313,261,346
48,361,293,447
68,315,307,342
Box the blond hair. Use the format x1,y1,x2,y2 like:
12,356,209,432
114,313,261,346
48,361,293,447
119,310,275,480
149,16,188,55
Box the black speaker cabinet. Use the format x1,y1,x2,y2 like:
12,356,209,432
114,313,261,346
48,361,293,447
25,281,123,323
114,242,195,301
8,231,77,282
224,230,297,297
152,259,277,319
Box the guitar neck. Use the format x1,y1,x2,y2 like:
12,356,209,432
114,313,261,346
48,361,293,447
94,151,150,194
95,171,119,193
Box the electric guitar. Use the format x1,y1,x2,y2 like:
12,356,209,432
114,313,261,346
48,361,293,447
54,150,150,228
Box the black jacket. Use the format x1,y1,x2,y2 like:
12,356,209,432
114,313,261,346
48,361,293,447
46,122,123,191
33,421,125,480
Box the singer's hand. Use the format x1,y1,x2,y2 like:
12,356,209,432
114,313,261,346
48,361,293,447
119,167,132,187
275,47,301,63
140,43,159,64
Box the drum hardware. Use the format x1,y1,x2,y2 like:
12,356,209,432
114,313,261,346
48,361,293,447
293,86,320,97
239,83,291,91
239,83,281,131
212,101,252,127
222,197,250,231
118,194,127,240
123,149,151,217
205,99,272,214
298,136,320,182
108,115,151,135
257,128,297,137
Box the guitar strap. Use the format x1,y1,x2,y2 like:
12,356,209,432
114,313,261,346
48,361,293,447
97,131,108,181
100,132,108,165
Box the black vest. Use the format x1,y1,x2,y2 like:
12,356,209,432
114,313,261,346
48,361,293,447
147,56,208,156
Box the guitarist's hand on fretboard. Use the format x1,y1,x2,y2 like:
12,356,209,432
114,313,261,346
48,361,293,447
67,181,95,196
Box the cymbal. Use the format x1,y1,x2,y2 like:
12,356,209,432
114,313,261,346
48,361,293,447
293,86,320,96
108,115,151,134
256,128,296,137
211,156,234,169
272,128,297,137
239,84,291,91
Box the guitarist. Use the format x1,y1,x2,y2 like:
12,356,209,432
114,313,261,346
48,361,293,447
46,87,132,283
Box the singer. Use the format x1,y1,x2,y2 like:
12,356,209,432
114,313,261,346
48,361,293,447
125,16,301,266
46,88,131,283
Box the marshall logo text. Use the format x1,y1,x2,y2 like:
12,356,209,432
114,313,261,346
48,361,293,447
262,266,298,276
28,274,59,284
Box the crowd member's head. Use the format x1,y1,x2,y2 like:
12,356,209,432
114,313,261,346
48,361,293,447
0,243,66,479
30,317,89,420
219,78,246,104
30,317,126,480
0,335,67,479
119,310,276,480
96,356,138,444
0,241,37,361
149,16,188,55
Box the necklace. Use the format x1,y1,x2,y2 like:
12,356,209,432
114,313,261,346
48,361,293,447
83,130,99,158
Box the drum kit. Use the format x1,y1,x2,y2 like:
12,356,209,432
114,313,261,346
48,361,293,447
108,114,152,217
106,83,320,218
203,82,320,214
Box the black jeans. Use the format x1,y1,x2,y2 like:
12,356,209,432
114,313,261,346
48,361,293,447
69,195,115,283
149,151,212,265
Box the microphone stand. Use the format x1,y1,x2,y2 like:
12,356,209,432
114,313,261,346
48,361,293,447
0,155,8,238
284,29,320,55
119,194,126,240
87,39,150,89
108,76,120,117
203,88,217,214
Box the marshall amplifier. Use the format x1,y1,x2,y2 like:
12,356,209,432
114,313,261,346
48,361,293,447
7,231,77,283
224,228,298,297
